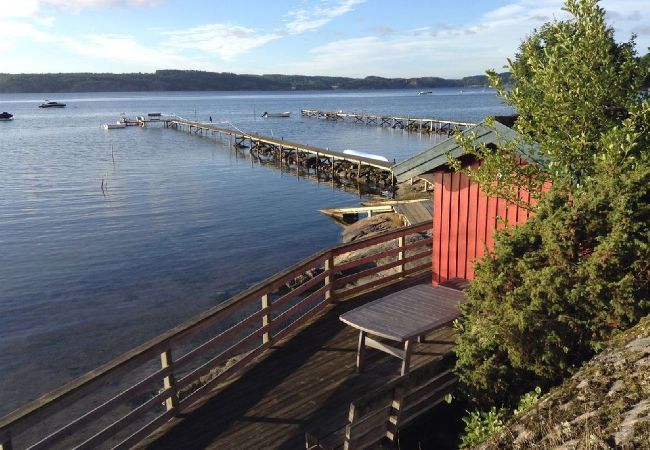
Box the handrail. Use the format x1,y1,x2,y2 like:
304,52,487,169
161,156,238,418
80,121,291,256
0,221,432,450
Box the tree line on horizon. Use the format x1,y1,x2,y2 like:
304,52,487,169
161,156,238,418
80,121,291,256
0,70,513,93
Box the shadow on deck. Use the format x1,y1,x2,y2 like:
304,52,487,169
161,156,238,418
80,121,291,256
137,276,456,450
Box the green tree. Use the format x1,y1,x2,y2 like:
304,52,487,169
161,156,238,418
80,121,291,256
453,0,650,408
455,0,647,205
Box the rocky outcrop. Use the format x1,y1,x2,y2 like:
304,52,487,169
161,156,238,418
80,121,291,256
478,315,650,449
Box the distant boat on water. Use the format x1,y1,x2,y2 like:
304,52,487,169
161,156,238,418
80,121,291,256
0,112,13,121
417,91,433,95
39,100,66,108
261,111,291,118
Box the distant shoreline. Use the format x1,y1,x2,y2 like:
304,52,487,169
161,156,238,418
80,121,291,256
0,70,511,94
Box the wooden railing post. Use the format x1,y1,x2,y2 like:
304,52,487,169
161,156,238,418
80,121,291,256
261,294,270,344
1,436,13,450
397,235,405,274
386,386,405,442
160,348,179,415
324,254,334,302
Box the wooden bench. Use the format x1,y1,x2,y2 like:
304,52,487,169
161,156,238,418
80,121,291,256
305,352,457,450
339,280,468,376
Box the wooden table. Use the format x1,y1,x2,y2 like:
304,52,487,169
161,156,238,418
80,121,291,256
339,282,467,375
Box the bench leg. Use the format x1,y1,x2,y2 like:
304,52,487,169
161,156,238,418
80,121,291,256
357,331,367,373
401,340,413,376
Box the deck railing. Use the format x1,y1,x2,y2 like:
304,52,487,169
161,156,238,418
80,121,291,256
0,221,432,450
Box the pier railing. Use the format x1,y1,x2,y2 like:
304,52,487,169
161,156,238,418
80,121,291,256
0,221,432,450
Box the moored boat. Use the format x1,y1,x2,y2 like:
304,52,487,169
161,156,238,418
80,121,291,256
343,149,389,162
261,111,291,118
103,122,127,130
417,91,432,95
0,112,13,121
39,100,66,108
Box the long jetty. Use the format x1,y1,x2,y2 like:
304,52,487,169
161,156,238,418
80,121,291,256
163,117,396,187
300,108,476,135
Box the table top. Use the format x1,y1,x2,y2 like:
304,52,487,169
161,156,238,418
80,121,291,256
339,283,467,342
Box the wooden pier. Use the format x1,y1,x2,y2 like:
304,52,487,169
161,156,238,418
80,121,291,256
300,109,475,135
164,117,396,187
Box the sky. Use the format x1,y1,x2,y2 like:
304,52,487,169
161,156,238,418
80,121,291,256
0,0,649,78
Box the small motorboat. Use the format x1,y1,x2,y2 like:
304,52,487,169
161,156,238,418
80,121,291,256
343,149,389,162
0,112,13,121
417,91,433,95
39,100,66,108
103,122,127,130
261,111,291,118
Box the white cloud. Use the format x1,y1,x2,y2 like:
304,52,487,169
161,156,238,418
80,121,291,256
41,0,161,11
0,1,39,18
280,0,650,78
285,0,366,34
159,0,366,61
163,24,282,61
61,33,211,70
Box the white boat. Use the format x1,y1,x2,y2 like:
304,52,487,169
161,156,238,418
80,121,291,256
103,122,127,130
343,149,389,162
417,91,432,95
261,111,291,118
0,112,13,121
39,100,66,108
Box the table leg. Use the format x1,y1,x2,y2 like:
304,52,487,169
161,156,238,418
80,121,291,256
357,331,367,373
401,339,413,376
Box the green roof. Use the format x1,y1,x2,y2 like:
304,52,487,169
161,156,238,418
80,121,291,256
393,120,539,183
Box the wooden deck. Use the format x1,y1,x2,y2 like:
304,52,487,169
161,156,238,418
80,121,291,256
137,278,456,450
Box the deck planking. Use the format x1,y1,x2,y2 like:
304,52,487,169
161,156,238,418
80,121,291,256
137,278,456,450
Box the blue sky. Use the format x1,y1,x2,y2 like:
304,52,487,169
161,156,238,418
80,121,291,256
1,0,649,77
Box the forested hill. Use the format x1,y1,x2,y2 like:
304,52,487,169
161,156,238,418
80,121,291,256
0,70,511,93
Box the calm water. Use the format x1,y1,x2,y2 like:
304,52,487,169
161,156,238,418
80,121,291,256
0,89,512,416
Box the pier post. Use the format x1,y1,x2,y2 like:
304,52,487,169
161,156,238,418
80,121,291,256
160,348,179,415
261,294,270,344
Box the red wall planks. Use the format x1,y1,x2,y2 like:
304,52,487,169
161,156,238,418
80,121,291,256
432,166,544,285
438,173,453,283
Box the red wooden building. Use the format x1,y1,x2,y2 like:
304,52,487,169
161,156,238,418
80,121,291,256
393,119,545,285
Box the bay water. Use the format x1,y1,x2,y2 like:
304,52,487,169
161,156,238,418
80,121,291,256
0,89,512,416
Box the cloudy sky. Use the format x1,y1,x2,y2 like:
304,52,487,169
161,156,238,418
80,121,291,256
1,0,648,78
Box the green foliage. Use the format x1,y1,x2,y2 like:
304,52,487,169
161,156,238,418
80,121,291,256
459,387,543,447
455,155,649,407
514,386,541,416
453,0,650,409
459,407,507,448
461,0,647,197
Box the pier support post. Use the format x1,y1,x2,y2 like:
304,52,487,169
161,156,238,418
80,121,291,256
160,348,179,415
